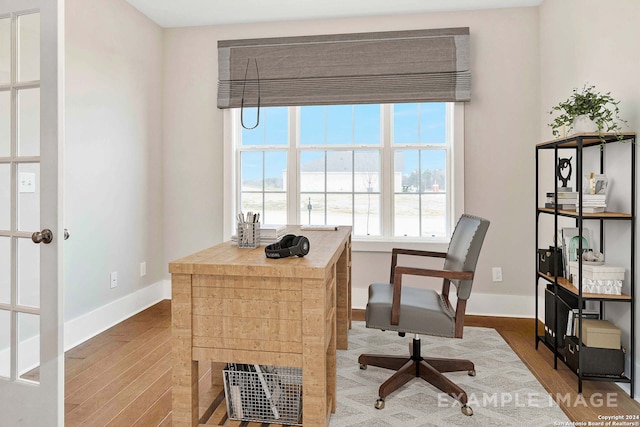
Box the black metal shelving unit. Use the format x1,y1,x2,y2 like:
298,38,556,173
535,132,636,397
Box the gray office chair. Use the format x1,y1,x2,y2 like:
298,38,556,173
358,214,490,416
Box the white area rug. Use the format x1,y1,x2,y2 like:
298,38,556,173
331,322,571,426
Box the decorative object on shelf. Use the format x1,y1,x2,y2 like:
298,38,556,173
569,261,624,281
556,157,572,189
582,250,604,264
583,172,608,195
577,173,608,212
572,114,598,133
575,278,623,295
547,84,628,143
561,227,592,279
578,319,621,350
569,260,624,295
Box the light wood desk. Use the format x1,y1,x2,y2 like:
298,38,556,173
169,226,352,426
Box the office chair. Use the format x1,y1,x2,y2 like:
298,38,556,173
358,214,490,416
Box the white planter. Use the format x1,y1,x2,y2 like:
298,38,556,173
572,114,598,133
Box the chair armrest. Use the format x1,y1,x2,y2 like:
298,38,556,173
390,248,447,283
390,266,474,325
395,266,473,281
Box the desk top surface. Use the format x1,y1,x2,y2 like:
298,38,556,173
169,225,351,277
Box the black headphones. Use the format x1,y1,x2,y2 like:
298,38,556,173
265,234,310,258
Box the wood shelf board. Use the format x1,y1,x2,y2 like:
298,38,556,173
538,208,632,218
537,132,636,148
538,273,631,300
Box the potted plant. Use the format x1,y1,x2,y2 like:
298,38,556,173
548,84,627,141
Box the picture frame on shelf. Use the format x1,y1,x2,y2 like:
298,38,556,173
583,173,608,195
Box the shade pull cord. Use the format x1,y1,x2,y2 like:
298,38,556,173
240,58,260,130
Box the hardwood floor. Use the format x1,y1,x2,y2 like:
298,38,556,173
62,300,639,426
64,300,173,427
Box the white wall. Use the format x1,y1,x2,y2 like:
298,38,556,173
539,0,640,398
64,0,164,321
163,7,541,316
162,26,224,264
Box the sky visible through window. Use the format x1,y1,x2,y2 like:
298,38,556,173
238,103,449,237
240,103,447,179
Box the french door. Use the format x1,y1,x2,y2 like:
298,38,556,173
0,0,64,425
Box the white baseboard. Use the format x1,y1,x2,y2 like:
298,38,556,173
352,287,536,318
466,292,536,318
64,279,171,351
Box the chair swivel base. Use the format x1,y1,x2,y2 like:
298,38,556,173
358,338,475,416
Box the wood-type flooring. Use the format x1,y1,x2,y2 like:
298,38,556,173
58,301,639,426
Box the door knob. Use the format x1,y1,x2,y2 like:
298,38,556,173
64,228,70,240
32,229,53,244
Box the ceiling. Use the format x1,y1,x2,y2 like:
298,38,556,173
124,0,543,28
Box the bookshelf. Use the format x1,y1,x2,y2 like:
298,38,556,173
535,132,635,397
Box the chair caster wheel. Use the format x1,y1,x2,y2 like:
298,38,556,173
468,369,476,376
461,405,473,416
359,363,367,370
374,398,385,409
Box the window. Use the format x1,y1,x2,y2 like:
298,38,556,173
227,103,464,242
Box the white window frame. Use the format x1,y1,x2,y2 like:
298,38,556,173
223,103,465,252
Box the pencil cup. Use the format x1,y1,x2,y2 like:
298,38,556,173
238,222,260,248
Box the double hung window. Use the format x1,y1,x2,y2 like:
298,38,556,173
229,102,462,241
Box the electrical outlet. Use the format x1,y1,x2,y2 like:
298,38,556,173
492,267,503,282
110,271,118,288
140,262,147,277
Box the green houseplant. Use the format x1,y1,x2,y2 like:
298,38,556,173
548,84,627,141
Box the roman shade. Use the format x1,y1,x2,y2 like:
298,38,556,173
217,27,470,108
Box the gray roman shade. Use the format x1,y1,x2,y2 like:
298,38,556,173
217,27,470,108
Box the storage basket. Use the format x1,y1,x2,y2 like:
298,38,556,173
564,336,625,377
223,364,303,425
538,247,563,276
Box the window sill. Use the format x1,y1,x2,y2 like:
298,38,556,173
352,236,450,253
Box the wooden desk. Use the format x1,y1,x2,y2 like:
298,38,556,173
169,226,352,426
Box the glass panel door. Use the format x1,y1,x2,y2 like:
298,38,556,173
0,0,63,425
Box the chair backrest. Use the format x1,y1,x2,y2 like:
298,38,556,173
443,214,490,300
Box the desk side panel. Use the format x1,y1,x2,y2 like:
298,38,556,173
302,276,329,426
171,273,199,426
